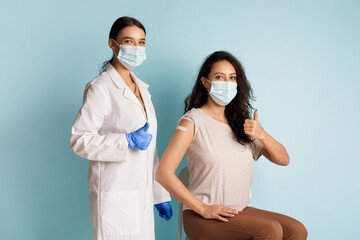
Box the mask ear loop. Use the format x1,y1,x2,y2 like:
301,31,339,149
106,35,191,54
111,39,121,57
204,78,212,93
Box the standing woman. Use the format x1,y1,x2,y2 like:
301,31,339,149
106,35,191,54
70,17,172,240
156,51,307,239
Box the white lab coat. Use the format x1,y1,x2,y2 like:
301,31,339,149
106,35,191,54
70,64,171,240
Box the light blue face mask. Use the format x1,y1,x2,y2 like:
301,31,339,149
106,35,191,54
205,78,238,106
113,41,146,69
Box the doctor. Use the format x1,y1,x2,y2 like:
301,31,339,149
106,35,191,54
70,16,172,240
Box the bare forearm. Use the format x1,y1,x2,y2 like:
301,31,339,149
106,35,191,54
155,119,206,215
244,110,289,166
259,129,290,166
156,170,205,214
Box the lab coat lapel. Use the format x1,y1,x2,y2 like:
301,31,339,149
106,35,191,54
123,87,143,110
106,64,145,111
138,85,151,122
132,73,151,123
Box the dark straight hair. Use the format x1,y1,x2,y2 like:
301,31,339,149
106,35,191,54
184,51,256,145
100,16,146,73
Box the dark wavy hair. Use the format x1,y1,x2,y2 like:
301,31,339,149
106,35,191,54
184,51,256,144
100,16,146,73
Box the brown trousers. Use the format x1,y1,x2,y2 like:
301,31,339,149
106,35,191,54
183,207,308,240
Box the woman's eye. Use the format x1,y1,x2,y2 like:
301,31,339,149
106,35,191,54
230,76,237,80
139,41,145,45
215,75,223,80
124,40,132,43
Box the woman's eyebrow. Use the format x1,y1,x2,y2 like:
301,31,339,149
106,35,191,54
213,72,236,75
213,72,225,75
122,37,146,41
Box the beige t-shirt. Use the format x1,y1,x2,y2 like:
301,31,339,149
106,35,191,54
180,108,263,212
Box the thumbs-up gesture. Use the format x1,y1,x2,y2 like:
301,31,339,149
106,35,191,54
126,122,153,150
243,109,264,140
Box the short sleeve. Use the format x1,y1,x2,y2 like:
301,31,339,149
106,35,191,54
178,108,198,143
251,138,263,161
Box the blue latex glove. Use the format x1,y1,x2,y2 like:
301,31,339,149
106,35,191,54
126,122,153,150
154,202,173,221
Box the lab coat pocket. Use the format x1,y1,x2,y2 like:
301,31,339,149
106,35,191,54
100,190,140,238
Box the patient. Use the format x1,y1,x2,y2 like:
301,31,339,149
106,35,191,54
156,51,307,240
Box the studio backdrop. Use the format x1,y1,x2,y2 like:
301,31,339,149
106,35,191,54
1,0,359,239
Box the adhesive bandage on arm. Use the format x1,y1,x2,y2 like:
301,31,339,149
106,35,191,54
176,125,187,132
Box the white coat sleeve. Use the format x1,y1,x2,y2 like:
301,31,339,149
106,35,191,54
152,147,171,204
70,83,129,162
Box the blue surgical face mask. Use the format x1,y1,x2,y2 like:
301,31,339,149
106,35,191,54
205,78,238,106
113,41,146,69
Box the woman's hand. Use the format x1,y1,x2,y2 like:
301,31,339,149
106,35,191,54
244,109,265,140
244,109,290,165
199,204,238,222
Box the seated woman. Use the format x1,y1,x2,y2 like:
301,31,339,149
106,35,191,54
156,51,308,240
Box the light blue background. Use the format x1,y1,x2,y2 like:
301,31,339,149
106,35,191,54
1,0,359,239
